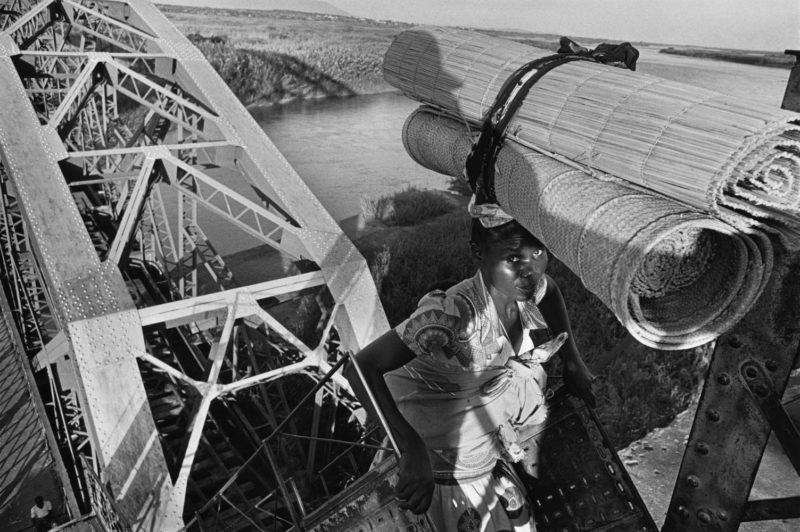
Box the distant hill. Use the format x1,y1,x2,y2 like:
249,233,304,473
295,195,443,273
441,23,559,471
156,0,350,17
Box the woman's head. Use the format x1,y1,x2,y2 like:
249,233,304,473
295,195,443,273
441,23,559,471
470,219,548,302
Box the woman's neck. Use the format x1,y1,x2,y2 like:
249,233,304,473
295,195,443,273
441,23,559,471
486,285,518,322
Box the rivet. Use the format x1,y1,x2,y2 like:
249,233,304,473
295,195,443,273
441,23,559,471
717,373,730,385
765,359,778,371
696,442,709,455
697,509,712,524
718,510,728,521
677,506,690,520
728,336,742,348
687,475,700,488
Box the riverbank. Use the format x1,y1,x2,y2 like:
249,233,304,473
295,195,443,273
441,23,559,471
162,5,406,105
660,46,794,69
162,5,791,107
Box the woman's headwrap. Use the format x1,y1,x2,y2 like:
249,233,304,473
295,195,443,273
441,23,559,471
468,194,515,228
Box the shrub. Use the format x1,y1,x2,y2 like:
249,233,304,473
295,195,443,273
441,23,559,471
187,34,356,106
357,210,474,325
593,343,711,447
361,187,459,227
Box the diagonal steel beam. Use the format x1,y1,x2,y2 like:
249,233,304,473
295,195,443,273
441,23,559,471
4,0,55,45
147,183,177,265
205,296,236,385
63,0,157,53
137,271,326,328
105,155,157,265
137,350,202,391
741,360,800,475
112,60,218,120
218,359,314,396
163,391,214,531
161,155,301,259
47,59,105,133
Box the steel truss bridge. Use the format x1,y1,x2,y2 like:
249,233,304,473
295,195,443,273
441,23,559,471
0,1,799,531
0,0,393,529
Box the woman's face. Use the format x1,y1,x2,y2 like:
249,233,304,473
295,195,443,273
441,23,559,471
476,229,548,302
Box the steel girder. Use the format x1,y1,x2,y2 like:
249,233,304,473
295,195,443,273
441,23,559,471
663,245,800,531
0,1,388,530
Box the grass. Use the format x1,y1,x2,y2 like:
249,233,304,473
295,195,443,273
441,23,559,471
162,6,405,98
187,34,357,106
360,186,462,227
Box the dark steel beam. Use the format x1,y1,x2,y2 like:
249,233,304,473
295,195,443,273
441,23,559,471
662,244,800,531
741,360,800,476
781,50,800,112
742,497,800,522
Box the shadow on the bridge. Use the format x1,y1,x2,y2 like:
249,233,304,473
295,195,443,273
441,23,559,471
0,315,62,531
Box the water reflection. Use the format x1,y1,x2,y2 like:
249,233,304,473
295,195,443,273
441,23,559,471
253,92,453,222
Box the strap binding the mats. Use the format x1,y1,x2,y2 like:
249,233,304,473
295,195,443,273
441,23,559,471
465,54,597,205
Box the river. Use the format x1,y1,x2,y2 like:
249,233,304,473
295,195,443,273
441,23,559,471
253,49,790,223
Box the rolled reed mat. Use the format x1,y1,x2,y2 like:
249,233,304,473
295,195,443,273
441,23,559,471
385,27,800,241
403,107,773,349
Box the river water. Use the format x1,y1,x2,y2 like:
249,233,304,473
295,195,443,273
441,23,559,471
251,49,790,226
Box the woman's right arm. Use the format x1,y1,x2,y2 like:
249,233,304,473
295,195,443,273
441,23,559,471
343,330,434,514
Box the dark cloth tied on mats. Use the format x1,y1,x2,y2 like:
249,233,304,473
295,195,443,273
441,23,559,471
558,36,640,71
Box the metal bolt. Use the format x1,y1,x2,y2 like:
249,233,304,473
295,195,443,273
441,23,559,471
765,359,778,371
717,373,730,385
697,509,713,524
677,506,690,520
744,366,758,379
696,442,709,455
718,510,729,521
687,475,700,488
728,336,742,348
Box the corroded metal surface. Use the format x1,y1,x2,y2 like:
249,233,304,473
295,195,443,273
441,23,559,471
663,246,800,531
522,389,658,531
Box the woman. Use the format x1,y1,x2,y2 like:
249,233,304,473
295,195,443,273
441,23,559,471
345,207,594,531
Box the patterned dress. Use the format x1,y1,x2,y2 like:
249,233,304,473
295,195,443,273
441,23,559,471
386,271,554,532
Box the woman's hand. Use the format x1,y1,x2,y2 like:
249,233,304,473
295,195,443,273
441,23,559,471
563,357,597,408
395,435,435,514
535,275,596,407
344,331,433,513
525,331,568,363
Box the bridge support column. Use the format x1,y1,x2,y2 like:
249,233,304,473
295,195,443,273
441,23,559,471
663,243,800,531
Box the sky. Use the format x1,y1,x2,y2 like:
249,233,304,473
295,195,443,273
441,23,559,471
156,0,800,51
156,0,800,52
330,0,799,51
